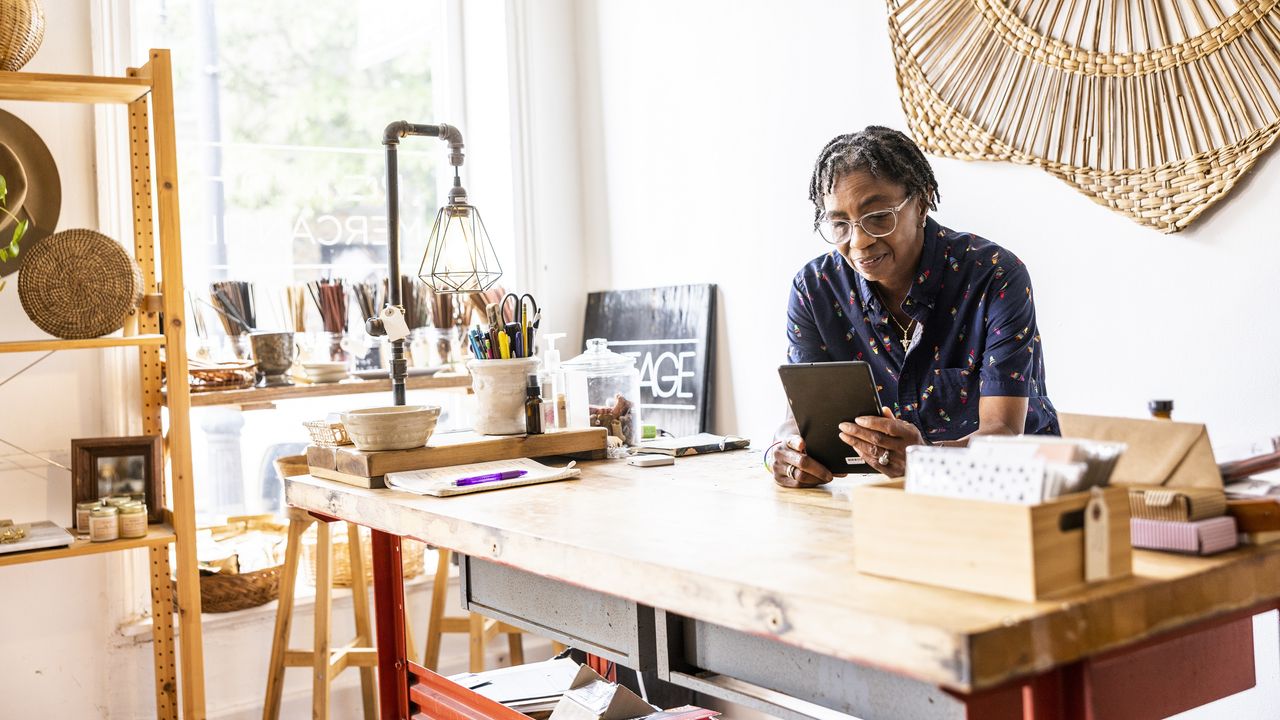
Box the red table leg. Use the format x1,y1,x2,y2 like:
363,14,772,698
372,529,410,720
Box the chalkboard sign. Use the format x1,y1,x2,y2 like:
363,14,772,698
583,284,716,437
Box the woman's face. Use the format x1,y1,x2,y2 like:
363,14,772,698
823,171,927,289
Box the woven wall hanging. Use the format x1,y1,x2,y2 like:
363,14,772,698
18,228,142,339
886,0,1280,233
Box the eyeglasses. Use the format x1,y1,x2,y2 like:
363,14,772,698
817,195,913,244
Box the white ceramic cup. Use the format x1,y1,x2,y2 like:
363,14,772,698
467,357,541,435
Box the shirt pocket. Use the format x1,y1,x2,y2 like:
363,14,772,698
919,368,980,441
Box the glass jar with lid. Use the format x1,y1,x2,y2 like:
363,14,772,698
75,501,100,535
119,502,148,539
561,338,642,456
89,505,119,543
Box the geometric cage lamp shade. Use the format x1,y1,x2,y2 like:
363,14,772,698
417,201,503,294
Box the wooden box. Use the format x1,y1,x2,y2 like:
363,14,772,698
307,427,608,488
851,481,1132,602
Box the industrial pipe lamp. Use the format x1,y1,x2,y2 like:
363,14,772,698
369,121,503,405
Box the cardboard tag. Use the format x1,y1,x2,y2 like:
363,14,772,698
380,305,411,341
1085,487,1110,582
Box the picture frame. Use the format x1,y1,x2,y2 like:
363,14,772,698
71,436,165,524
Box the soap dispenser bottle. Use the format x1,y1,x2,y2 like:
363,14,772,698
538,333,567,429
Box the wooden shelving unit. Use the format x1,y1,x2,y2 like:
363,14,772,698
0,334,167,354
182,372,471,407
0,70,151,103
0,51,205,719
0,525,175,569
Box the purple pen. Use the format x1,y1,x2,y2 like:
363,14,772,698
452,470,528,487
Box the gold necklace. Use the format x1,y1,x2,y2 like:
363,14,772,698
874,286,916,351
888,313,916,351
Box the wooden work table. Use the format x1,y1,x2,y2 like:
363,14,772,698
286,450,1280,719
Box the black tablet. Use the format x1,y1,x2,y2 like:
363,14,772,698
777,361,883,475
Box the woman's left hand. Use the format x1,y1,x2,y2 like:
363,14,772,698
839,406,925,477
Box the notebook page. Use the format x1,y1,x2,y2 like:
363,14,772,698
386,457,579,497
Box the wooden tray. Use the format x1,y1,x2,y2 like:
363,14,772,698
306,427,608,488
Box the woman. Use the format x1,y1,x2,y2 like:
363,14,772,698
770,126,1059,487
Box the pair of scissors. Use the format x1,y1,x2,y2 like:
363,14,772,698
500,293,540,357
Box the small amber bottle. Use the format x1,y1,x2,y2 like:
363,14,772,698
524,374,544,435
1148,399,1174,420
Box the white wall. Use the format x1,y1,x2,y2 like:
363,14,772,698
574,0,1280,453
0,1,115,716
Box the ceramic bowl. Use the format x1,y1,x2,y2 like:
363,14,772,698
303,361,349,383
340,405,441,451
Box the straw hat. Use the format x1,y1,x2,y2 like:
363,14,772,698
0,108,60,278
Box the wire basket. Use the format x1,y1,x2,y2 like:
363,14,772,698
304,419,352,446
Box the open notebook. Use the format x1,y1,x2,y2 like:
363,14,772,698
385,457,580,497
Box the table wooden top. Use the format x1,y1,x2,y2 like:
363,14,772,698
285,450,1280,692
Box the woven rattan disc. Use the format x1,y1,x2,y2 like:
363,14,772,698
887,0,1280,233
0,0,46,72
18,228,143,339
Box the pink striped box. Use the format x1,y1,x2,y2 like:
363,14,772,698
1130,516,1239,555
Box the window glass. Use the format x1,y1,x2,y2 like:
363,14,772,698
134,0,478,517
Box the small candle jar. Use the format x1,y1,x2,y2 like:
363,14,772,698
119,502,148,539
75,501,100,535
105,495,135,508
89,505,119,543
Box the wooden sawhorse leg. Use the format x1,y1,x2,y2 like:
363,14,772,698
263,509,314,719
263,510,378,720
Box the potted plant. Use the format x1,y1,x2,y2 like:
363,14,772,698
0,172,27,290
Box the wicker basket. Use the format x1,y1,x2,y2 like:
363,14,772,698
303,419,352,446
273,454,309,480
197,566,282,613
187,360,256,392
17,228,143,339
301,522,425,588
0,0,45,72
176,515,289,613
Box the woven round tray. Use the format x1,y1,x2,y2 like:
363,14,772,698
0,0,45,72
18,228,143,339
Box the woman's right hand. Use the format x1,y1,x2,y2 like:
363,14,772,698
771,435,835,488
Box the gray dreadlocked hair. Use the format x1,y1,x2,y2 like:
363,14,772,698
808,126,941,231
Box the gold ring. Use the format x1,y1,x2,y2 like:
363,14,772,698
878,449,891,465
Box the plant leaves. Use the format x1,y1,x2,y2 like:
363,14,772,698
0,173,6,206
11,218,26,249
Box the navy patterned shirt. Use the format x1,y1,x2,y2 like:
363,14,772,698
785,217,1059,441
